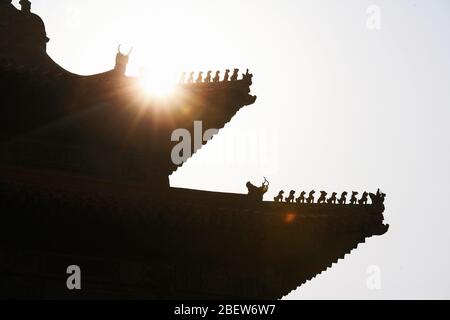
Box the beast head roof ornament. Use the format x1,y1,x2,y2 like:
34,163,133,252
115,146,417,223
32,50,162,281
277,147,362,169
118,44,133,57
115,44,133,75
19,0,31,13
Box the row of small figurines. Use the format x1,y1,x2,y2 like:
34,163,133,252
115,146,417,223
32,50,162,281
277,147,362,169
273,190,372,205
179,69,252,84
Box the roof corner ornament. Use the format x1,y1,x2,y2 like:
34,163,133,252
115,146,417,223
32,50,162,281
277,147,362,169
195,71,203,83
19,0,31,13
177,68,253,84
223,69,230,81
213,71,221,82
115,44,132,76
230,68,239,81
204,71,212,83
269,188,385,206
246,177,269,202
242,69,253,83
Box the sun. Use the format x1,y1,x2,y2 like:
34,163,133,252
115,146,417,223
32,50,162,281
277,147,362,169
139,69,176,98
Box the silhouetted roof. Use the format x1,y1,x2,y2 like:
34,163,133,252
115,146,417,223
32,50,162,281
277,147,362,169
0,164,388,299
0,1,49,63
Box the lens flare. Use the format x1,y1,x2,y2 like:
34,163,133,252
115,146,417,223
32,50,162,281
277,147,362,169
139,69,175,98
284,212,296,224
139,75,175,98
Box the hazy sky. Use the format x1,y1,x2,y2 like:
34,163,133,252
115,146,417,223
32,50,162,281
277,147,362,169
21,0,450,299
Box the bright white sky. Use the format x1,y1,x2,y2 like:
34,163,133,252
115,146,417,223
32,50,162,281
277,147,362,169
21,0,450,299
